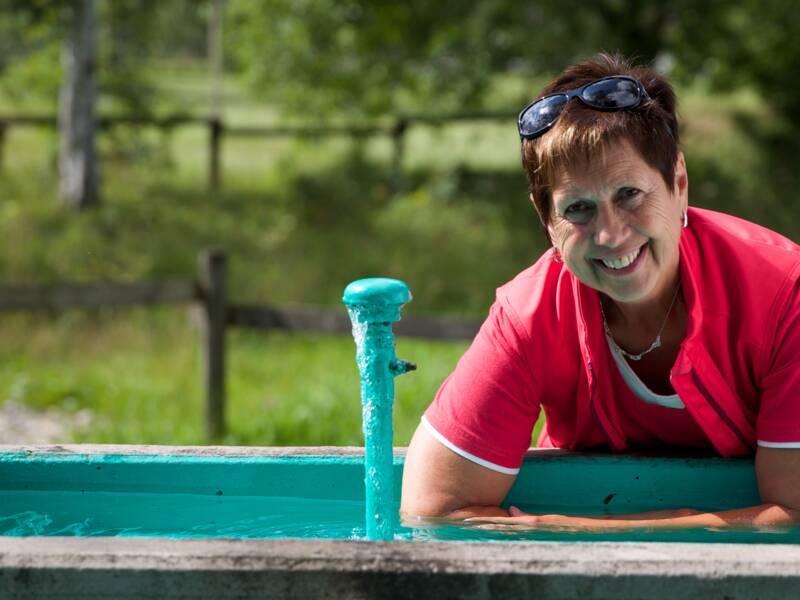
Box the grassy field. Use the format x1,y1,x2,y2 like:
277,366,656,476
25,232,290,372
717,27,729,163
1,63,799,445
0,309,474,446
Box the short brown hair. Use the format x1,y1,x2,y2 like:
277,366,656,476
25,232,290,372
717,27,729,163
521,53,680,242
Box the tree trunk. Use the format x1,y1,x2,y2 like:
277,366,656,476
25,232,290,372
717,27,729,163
59,0,99,210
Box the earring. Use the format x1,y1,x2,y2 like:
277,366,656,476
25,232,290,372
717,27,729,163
682,210,688,229
552,247,563,263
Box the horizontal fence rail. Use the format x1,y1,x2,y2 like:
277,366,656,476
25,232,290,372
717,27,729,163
0,112,515,130
228,304,480,340
0,280,197,311
0,250,480,439
228,304,352,334
0,111,516,191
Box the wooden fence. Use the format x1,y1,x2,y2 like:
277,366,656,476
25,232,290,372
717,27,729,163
0,249,481,440
0,111,514,191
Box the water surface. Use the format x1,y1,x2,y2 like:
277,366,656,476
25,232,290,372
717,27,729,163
2,489,798,543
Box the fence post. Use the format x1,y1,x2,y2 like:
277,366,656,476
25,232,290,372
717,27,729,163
199,248,227,440
209,117,223,192
391,118,408,193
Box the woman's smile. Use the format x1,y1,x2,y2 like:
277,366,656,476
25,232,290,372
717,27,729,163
593,243,648,276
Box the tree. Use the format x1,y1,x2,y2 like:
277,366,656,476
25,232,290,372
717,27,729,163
59,0,99,209
224,0,800,133
225,0,533,118
223,0,681,119
668,0,800,123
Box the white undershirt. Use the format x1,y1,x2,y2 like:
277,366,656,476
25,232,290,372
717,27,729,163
606,334,685,409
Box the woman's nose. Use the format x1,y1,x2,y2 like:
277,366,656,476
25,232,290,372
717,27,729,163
593,206,628,247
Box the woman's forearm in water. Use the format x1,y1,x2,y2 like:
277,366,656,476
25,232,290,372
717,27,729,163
444,506,696,521
459,503,800,530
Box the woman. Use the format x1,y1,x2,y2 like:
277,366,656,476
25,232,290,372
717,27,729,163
401,54,800,530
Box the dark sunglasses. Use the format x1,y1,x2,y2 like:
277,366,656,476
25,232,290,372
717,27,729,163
518,76,651,140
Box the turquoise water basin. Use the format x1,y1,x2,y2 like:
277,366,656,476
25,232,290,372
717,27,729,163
1,447,795,543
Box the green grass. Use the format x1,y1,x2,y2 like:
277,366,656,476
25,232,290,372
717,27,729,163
0,309,476,446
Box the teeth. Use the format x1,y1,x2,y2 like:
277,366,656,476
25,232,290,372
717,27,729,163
601,248,641,270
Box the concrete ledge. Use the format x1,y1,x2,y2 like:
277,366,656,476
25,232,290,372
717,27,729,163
3,537,800,599
0,444,377,457
0,444,708,458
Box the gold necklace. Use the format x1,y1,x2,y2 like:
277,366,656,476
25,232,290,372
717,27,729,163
600,283,681,362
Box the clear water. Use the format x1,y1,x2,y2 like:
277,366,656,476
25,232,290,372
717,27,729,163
3,490,799,543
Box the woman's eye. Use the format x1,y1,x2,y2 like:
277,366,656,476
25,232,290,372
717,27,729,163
617,187,641,202
563,202,593,223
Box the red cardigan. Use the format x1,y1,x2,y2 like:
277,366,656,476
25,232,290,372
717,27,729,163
425,207,800,471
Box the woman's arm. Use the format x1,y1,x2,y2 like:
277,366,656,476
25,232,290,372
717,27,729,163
757,446,800,509
463,447,800,531
400,424,516,520
402,431,800,531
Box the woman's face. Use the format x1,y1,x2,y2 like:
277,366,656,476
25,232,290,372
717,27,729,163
546,139,688,307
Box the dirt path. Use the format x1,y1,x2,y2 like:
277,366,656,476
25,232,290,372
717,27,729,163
0,401,93,444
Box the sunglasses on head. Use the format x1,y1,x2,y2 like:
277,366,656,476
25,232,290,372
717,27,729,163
518,75,651,140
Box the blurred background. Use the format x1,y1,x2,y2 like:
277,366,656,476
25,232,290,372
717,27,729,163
1,0,799,447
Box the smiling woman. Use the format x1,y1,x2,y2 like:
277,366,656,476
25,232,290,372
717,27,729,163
401,53,800,531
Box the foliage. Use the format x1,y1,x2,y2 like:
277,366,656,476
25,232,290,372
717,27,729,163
0,0,206,114
0,0,61,104
4,0,800,128
223,0,800,135
223,0,681,117
223,0,660,117
668,0,800,122
0,132,535,314
226,0,492,117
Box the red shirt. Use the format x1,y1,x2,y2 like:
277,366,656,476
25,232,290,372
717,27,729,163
424,208,800,473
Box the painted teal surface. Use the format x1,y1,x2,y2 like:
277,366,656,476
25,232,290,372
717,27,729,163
1,452,796,542
343,278,412,313
343,277,413,541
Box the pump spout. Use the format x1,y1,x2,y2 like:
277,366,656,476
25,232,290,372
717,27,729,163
390,359,416,376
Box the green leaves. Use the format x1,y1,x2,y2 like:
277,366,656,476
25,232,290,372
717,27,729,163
225,0,506,118
223,0,800,133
